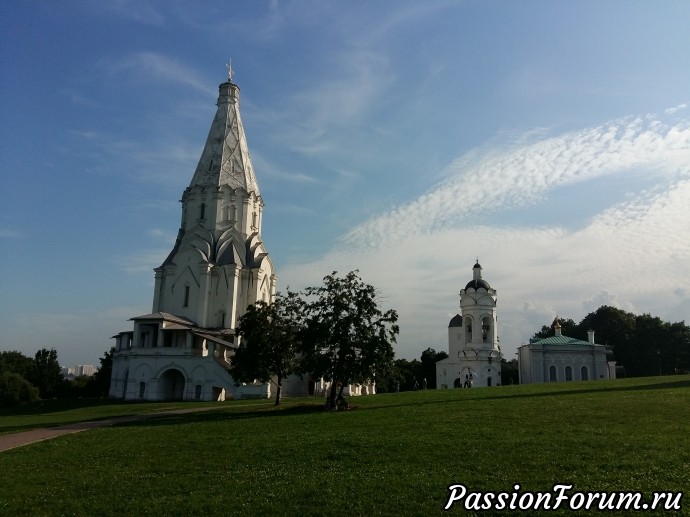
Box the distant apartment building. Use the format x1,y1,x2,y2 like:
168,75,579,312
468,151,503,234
62,364,98,379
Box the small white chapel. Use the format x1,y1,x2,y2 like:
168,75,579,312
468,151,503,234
436,261,503,388
517,320,617,383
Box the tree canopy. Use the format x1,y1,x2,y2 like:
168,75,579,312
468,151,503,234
300,271,399,408
232,271,399,409
232,291,304,405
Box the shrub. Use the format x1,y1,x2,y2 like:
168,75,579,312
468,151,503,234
0,372,40,407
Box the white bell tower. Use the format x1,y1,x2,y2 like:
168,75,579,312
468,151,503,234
437,260,503,389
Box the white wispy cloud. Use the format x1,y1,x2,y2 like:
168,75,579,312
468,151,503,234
86,0,167,27
0,226,20,238
254,48,394,158
114,249,169,274
149,228,177,242
269,203,317,215
665,103,688,115
105,52,215,97
343,114,690,249
279,112,690,360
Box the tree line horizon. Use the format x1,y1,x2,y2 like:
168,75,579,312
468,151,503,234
2,275,688,407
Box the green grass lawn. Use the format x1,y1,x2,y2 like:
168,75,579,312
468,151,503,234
1,376,688,516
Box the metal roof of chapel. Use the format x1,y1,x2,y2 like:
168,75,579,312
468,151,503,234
530,335,600,346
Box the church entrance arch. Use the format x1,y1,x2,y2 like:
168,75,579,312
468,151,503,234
159,368,185,400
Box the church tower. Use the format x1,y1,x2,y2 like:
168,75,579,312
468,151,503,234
152,75,275,329
437,261,503,388
109,72,276,402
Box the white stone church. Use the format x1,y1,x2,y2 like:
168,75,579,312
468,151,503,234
436,261,503,388
109,74,371,401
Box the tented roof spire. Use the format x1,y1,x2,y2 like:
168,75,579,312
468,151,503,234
189,71,259,195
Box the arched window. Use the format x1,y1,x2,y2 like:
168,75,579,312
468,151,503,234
482,316,491,342
465,318,472,343
139,382,146,398
200,203,206,220
581,366,589,381
549,365,557,382
565,366,573,381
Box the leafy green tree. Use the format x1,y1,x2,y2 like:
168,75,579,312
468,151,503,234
501,358,519,385
89,347,114,397
533,318,578,339
301,271,399,409
0,351,34,380
420,347,448,389
30,348,66,398
232,292,304,406
375,358,422,393
666,321,690,374
0,372,39,407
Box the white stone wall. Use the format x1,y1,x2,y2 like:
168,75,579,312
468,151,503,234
518,343,611,384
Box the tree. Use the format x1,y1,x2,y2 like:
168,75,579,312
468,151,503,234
29,348,66,398
90,347,114,397
0,372,39,407
533,318,578,339
232,291,304,406
420,347,448,389
301,271,399,409
376,358,421,393
501,358,519,385
0,351,34,380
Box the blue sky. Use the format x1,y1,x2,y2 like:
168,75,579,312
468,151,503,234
2,1,690,368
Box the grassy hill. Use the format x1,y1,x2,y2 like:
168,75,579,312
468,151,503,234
0,376,688,516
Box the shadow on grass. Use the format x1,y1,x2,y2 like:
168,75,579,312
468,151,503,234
4,376,689,435
0,398,123,416
0,399,226,434
113,377,690,430
111,402,327,429
343,377,690,414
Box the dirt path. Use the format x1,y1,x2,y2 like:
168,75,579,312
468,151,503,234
0,407,220,453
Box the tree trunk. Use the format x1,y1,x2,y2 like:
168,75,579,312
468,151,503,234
328,381,338,409
274,374,282,406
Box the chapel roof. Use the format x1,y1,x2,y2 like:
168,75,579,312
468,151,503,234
529,335,599,346
189,73,259,194
448,314,463,327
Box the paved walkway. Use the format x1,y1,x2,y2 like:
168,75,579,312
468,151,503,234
0,407,220,453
